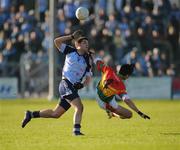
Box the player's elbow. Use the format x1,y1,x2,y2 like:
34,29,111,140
54,38,58,45
54,38,62,49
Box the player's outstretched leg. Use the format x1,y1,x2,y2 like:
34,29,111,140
21,103,67,128
22,110,32,128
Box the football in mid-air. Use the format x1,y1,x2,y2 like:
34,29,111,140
75,7,89,20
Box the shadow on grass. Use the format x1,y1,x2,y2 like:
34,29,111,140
160,132,180,135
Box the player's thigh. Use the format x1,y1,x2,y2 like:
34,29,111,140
96,95,106,110
69,97,83,111
109,98,119,110
96,96,118,111
115,105,132,118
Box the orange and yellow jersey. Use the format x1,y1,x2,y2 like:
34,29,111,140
96,60,127,102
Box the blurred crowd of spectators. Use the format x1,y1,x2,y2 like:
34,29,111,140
0,0,49,77
0,0,179,78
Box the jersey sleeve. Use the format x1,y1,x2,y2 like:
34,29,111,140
59,43,76,54
94,58,109,73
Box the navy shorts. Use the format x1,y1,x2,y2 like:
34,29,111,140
59,79,79,110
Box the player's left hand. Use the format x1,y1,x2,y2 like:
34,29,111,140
71,30,84,40
73,82,84,90
138,111,150,119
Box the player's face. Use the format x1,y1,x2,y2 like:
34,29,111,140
124,75,129,80
118,74,129,80
79,39,89,52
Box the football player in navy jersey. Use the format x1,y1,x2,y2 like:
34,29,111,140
22,30,93,136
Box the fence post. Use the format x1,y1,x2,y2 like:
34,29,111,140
48,0,57,100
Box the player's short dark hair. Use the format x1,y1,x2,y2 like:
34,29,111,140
119,64,135,76
76,36,88,43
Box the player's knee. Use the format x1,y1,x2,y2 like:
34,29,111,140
126,111,132,119
52,112,61,118
75,104,84,113
79,104,84,112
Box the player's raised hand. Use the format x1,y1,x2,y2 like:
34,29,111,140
71,30,84,40
138,111,150,119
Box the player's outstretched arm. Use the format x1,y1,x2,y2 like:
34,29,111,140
94,58,106,72
124,98,150,119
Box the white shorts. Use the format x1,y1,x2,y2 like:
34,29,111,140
96,89,130,111
115,94,130,101
96,94,118,111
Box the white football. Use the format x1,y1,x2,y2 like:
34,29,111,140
75,7,89,20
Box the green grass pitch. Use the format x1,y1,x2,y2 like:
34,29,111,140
0,99,180,150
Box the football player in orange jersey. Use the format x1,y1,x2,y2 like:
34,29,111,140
94,58,150,119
